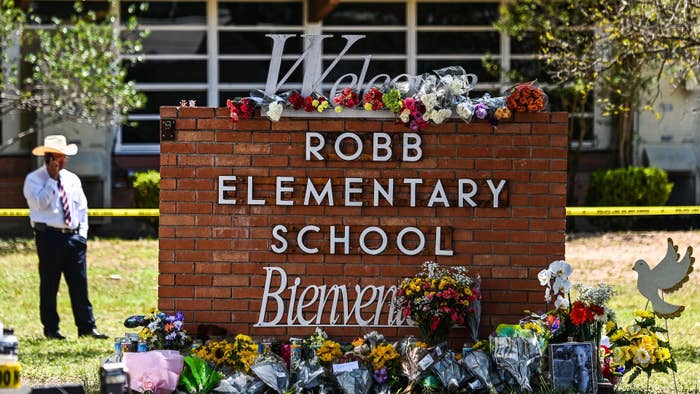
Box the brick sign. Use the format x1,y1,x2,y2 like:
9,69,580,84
158,109,567,340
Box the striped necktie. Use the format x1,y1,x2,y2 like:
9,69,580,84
57,176,71,226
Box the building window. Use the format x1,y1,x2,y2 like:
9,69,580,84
116,0,597,154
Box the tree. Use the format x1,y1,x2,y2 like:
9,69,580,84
0,0,146,151
498,0,700,167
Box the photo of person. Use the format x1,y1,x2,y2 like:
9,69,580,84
550,342,597,394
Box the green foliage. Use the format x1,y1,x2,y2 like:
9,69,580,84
132,170,160,231
132,170,160,209
496,0,699,166
0,0,146,148
178,355,223,394
585,166,673,230
0,0,25,92
586,166,673,207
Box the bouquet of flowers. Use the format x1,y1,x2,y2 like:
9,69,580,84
192,334,258,373
606,310,676,383
506,82,546,112
394,261,481,344
316,339,343,366
367,342,401,387
305,95,330,112
335,331,402,393
537,261,615,345
333,87,360,112
288,91,305,110
138,308,191,351
362,87,384,111
225,98,256,123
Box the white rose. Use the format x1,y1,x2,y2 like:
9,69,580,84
266,102,283,122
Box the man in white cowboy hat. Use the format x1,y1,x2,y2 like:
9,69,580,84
23,135,108,340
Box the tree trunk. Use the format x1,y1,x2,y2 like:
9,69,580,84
617,110,632,167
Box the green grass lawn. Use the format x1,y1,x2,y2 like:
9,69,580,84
0,238,158,390
1,233,698,392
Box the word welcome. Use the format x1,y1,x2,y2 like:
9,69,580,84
264,34,477,99
256,266,407,327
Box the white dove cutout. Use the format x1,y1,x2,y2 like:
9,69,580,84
633,238,695,319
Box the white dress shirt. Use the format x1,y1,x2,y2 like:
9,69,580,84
23,165,89,238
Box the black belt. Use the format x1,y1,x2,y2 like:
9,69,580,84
33,222,79,234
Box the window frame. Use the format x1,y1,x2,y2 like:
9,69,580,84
114,0,600,154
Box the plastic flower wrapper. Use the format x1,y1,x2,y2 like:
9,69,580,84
430,350,467,390
415,73,438,98
178,355,223,394
461,348,498,394
397,337,429,392
434,66,478,97
336,366,372,394
213,372,266,394
489,327,542,393
455,98,475,123
125,350,185,394
249,352,291,393
292,360,325,392
362,331,385,349
465,275,482,343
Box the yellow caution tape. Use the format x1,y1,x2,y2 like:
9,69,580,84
0,362,21,388
1,207,699,217
566,206,700,216
0,208,159,217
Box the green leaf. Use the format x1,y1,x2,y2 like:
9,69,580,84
178,355,222,394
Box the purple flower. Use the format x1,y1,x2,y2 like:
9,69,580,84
175,311,185,322
166,332,177,341
474,103,488,119
373,368,388,384
550,317,561,333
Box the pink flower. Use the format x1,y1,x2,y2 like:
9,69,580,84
403,97,416,112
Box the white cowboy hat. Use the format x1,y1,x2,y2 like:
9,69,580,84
32,135,78,156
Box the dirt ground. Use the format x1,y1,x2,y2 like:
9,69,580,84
566,230,700,284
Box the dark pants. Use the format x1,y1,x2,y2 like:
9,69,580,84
35,230,95,334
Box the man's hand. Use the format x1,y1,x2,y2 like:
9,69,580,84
47,157,60,179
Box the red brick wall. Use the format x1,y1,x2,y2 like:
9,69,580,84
158,106,568,341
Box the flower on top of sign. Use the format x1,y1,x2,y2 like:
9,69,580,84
205,34,546,130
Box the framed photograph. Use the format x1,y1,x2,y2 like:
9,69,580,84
549,342,597,394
